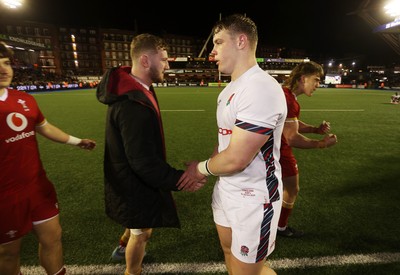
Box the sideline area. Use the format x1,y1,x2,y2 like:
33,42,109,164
21,252,400,274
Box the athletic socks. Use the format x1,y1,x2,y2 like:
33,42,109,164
278,206,293,229
120,232,130,247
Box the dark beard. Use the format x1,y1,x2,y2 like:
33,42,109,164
149,66,164,83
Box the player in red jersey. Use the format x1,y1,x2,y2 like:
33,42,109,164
0,42,96,275
277,61,338,238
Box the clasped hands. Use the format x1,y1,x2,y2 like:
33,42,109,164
177,161,208,192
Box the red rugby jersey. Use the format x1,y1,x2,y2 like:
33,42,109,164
280,86,300,156
0,89,46,199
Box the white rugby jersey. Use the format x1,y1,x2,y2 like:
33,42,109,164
215,65,287,203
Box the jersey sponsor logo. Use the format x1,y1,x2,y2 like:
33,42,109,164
5,131,35,143
4,112,35,143
6,112,28,131
218,128,232,135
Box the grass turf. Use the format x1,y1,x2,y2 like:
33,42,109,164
19,87,400,273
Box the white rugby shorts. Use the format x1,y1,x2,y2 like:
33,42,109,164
212,186,281,263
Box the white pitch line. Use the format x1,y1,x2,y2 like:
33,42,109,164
302,109,364,112
21,252,400,274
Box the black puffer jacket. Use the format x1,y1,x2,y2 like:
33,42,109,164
96,66,182,229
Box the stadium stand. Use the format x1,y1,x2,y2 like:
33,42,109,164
1,13,399,90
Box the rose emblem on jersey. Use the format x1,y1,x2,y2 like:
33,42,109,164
6,112,28,132
240,245,249,256
226,93,235,106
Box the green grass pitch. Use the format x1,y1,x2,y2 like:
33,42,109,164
19,87,400,274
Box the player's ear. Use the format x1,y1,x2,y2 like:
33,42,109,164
140,54,150,68
238,34,246,49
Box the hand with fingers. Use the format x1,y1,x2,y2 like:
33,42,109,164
316,120,331,135
177,161,207,192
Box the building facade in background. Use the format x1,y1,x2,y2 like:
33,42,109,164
1,18,399,89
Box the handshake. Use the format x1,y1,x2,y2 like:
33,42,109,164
177,161,209,192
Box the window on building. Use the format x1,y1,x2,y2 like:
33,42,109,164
25,27,32,35
47,59,55,66
6,25,14,34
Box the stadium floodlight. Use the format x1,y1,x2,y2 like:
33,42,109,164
1,0,23,9
384,0,400,19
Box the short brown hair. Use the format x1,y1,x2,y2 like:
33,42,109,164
0,41,14,60
212,14,258,50
283,61,324,90
130,33,168,60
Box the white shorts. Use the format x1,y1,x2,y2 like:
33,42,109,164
212,186,282,264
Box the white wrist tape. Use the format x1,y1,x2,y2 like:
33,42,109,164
197,159,215,176
197,160,211,176
66,135,82,146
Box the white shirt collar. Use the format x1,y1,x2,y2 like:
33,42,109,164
130,74,150,91
0,88,8,101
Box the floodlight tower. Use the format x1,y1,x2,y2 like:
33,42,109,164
0,0,23,22
384,0,400,19
1,0,23,9
348,0,400,57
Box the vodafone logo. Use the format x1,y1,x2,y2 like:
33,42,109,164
4,112,35,143
6,112,28,131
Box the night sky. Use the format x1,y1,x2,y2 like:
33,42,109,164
5,0,400,65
